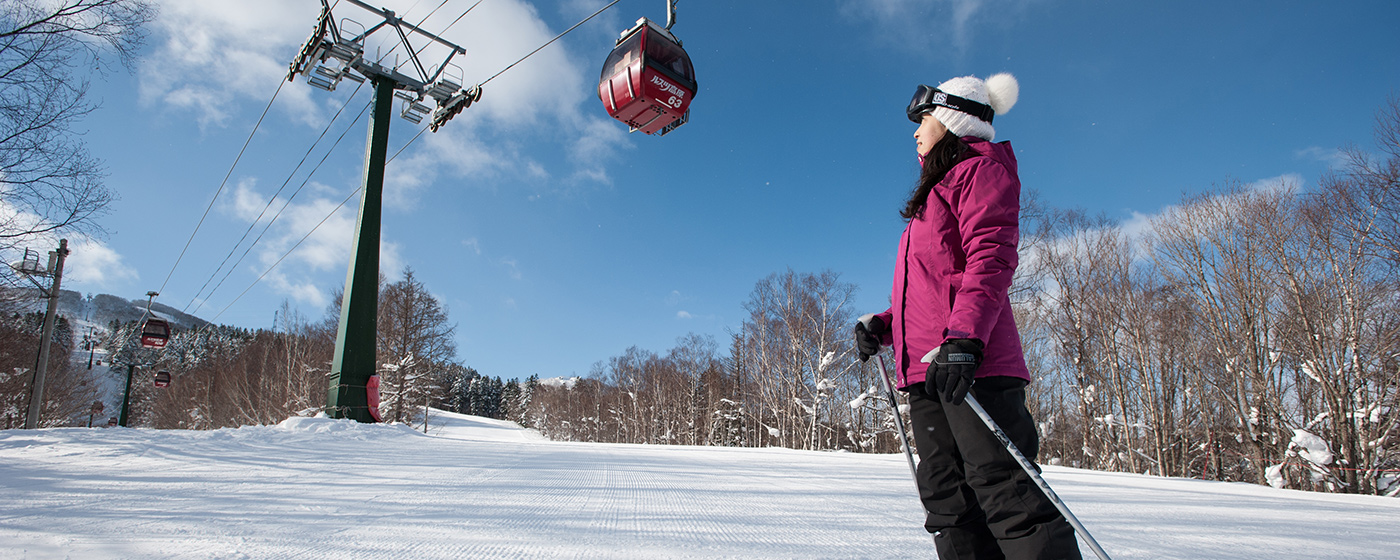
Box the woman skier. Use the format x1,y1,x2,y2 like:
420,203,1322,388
853,73,1082,560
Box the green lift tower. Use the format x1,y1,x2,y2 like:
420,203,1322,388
288,0,480,422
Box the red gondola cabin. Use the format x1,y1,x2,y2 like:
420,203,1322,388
153,371,171,388
598,18,696,136
140,318,170,349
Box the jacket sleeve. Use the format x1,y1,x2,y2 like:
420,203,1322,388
875,309,894,346
944,157,1020,344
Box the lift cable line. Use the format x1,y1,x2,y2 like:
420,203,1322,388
182,82,367,313
208,184,363,325
390,0,616,160
204,91,405,325
412,0,453,29
182,82,369,314
371,0,457,71
388,122,431,163
157,79,287,296
185,0,623,422
189,97,375,316
288,0,484,422
398,0,431,20
187,0,488,320
402,0,487,63
480,0,620,87
434,0,487,39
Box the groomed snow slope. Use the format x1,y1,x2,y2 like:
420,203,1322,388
2,410,1396,559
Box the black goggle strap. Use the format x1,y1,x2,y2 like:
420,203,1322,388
908,86,995,124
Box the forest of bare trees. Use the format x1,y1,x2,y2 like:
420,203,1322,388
87,268,471,430
522,100,1400,496
5,98,1396,496
523,270,904,455
1,310,94,428
1,0,154,295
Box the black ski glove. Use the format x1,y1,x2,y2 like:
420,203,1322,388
927,338,984,405
853,314,886,362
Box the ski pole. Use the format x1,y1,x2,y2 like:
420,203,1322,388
964,394,1113,560
874,354,923,510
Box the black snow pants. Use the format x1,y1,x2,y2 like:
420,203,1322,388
907,376,1082,560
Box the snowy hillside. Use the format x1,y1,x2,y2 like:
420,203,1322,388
3,288,216,427
2,410,1397,559
6,288,209,353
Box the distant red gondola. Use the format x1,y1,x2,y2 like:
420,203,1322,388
598,16,696,136
153,370,171,388
140,318,170,349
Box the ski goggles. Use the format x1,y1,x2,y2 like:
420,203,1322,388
907,84,995,124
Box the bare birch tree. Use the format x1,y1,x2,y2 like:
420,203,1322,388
0,0,154,287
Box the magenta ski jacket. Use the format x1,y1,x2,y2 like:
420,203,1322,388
874,137,1030,389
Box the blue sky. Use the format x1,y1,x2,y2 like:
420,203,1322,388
47,0,1400,380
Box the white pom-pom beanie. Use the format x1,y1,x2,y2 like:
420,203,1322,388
929,73,1019,141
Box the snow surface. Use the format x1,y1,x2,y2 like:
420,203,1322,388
2,410,1398,559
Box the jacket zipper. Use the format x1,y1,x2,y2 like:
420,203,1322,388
898,222,913,387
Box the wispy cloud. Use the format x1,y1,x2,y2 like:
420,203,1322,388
1028,174,1307,274
143,0,625,190
1294,146,1348,168
499,257,522,280
838,0,1038,54
141,0,322,129
205,179,411,309
1246,173,1305,194
65,239,140,289
0,200,138,292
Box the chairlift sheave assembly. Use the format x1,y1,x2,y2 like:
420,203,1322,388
598,0,696,136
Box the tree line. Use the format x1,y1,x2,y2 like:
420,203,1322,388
5,87,1396,495
521,100,1400,497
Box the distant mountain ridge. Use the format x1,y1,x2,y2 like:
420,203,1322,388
5,289,210,332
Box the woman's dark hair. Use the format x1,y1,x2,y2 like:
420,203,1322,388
902,130,969,221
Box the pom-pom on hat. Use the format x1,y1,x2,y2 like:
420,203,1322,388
923,73,1019,141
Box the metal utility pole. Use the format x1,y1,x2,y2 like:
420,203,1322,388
289,0,479,422
22,239,70,430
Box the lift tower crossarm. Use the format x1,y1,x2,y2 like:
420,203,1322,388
341,0,467,87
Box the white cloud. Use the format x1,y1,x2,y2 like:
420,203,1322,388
1119,210,1155,246
839,0,1037,53
676,310,693,319
499,257,522,280
1026,174,1307,284
462,237,482,255
143,0,625,192
263,270,325,307
65,239,140,289
206,179,354,306
0,201,137,291
192,176,413,311
141,0,322,129
1294,146,1348,168
381,240,405,281
1246,173,1304,194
